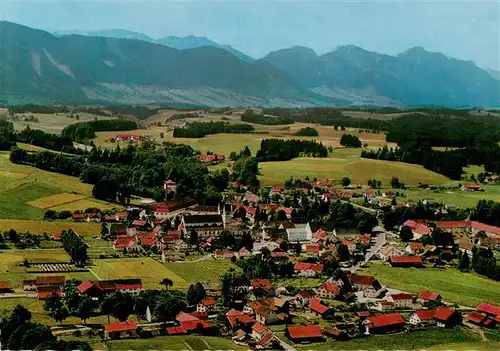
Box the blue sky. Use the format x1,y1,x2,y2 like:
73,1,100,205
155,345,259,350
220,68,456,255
1,0,499,70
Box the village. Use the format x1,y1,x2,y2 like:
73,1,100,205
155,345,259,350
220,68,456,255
0,176,499,349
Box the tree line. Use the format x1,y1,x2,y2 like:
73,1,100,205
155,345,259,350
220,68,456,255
61,230,88,267
240,110,294,125
256,138,328,162
62,119,138,142
173,121,255,138
340,133,362,148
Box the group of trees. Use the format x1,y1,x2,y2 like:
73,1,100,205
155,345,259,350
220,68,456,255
0,304,90,351
173,121,254,138
229,146,251,161
294,127,318,137
367,179,382,189
231,157,260,186
240,110,293,125
61,230,88,267
471,247,500,281
340,133,362,148
471,200,500,227
62,119,138,142
256,139,328,162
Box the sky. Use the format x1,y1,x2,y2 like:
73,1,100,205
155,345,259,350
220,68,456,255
1,0,499,70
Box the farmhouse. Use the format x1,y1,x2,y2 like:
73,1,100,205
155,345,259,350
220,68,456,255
388,293,415,309
476,302,500,318
400,220,432,239
418,291,442,304
104,320,137,339
196,298,217,313
116,134,141,141
78,279,144,297
294,262,323,277
405,242,425,255
251,279,272,292
181,214,225,239
176,312,217,334
461,184,482,191
348,274,384,298
316,282,341,299
286,223,313,243
285,325,324,343
163,179,177,195
379,245,402,261
409,309,436,325
215,249,234,259
390,255,424,267
309,298,334,319
0,281,14,293
364,313,405,334
226,310,256,330
37,286,63,300
434,307,461,328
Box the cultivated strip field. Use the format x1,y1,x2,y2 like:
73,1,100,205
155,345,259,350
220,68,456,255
0,219,100,236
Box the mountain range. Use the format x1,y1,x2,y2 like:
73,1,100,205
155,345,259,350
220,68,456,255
1,21,499,107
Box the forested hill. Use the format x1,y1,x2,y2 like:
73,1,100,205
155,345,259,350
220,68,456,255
0,21,327,107
1,21,499,107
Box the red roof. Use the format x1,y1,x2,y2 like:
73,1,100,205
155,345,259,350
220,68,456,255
391,256,423,264
304,244,320,253
167,325,187,335
271,186,284,192
227,312,256,328
402,220,432,236
466,312,487,324
164,179,176,185
115,282,143,290
471,221,500,236
252,322,267,334
348,274,376,286
77,280,96,294
155,207,170,213
52,232,61,240
409,242,424,250
252,279,272,291
309,299,329,314
391,293,413,301
413,309,436,321
0,281,13,290
278,207,294,215
434,307,456,321
357,311,371,318
320,282,340,293
463,184,481,189
132,220,147,226
116,134,141,139
367,313,405,327
434,220,470,229
113,236,136,249
419,291,441,301
72,213,85,219
136,233,157,246
37,286,62,299
105,320,137,333
286,325,322,339
200,297,216,306
294,262,323,272
477,302,500,316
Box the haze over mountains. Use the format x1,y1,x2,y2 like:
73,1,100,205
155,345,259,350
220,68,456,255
2,21,499,107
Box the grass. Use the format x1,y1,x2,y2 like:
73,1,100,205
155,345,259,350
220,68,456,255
106,335,246,351
50,199,118,212
11,112,112,134
402,185,500,208
360,261,500,307
91,258,187,289
0,219,100,236
275,277,323,289
164,258,237,287
0,152,120,219
0,250,95,288
259,147,450,186
294,328,484,350
26,193,87,209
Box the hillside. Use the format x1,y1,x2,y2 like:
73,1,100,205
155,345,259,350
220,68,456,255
0,21,326,106
264,45,500,107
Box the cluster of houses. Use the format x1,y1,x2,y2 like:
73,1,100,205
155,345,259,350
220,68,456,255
195,153,226,164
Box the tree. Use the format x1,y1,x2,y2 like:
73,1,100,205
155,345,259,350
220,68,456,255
459,251,470,270
44,210,57,220
340,134,361,148
43,293,63,314
189,229,198,246
160,278,173,290
399,226,414,242
338,244,350,262
295,241,302,256
100,295,115,324
76,295,96,324
239,232,254,251
51,307,69,325
187,282,206,306
101,223,109,236
391,176,401,189
341,177,351,187
221,269,250,306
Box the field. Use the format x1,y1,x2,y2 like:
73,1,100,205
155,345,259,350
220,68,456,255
402,185,500,208
294,328,486,350
259,147,450,186
106,335,247,351
0,152,119,220
360,261,500,307
0,250,95,288
11,112,113,134
0,219,100,236
92,257,237,290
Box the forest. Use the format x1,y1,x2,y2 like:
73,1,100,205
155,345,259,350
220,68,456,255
173,121,255,138
294,127,318,136
256,138,328,162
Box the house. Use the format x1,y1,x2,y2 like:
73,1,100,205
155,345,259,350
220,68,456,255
255,306,286,325
296,289,315,306
196,297,217,313
110,223,127,236
405,242,425,255
461,184,482,192
251,279,272,292
285,325,324,343
294,262,323,277
466,312,488,326
476,302,500,318
409,309,436,325
348,274,384,298
375,300,395,311
309,298,334,319
400,220,432,239
324,327,349,341
251,322,273,343
113,236,141,252
270,186,284,195
164,179,177,195
181,214,225,239
303,243,320,255
215,249,234,259
51,232,62,241
37,286,63,300
104,320,137,339
390,255,424,267
418,291,442,304
154,207,170,220
316,282,341,300
78,279,143,297
379,246,402,261
167,325,188,335
238,247,252,258
286,223,313,243
356,311,371,320
226,310,256,330
388,293,415,309
434,307,461,328
116,134,141,141
72,213,85,221
364,313,405,334
176,312,216,334
0,281,13,293
87,211,102,222
342,240,356,253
